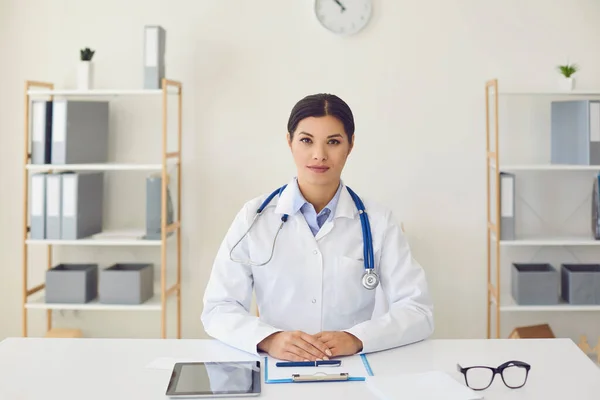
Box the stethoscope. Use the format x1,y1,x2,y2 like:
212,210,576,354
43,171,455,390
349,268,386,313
229,184,379,290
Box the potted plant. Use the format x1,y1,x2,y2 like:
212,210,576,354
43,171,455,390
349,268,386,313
77,47,95,90
557,62,578,91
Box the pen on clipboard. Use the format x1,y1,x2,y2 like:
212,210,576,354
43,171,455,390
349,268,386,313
275,360,342,367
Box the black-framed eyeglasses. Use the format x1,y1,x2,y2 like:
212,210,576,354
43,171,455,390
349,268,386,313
456,360,531,391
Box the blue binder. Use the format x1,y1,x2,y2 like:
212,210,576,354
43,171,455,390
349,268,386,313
263,354,374,384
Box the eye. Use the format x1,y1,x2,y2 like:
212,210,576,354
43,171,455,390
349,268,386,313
328,139,341,145
300,137,312,144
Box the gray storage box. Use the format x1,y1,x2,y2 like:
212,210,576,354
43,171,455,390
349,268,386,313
45,263,98,303
511,263,559,305
99,263,154,304
561,264,600,305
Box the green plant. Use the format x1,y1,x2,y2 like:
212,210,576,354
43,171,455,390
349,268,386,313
557,63,578,78
80,47,95,61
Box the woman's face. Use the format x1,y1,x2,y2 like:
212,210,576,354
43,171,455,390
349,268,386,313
287,115,353,187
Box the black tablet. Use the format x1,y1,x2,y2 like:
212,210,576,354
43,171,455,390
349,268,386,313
165,361,261,398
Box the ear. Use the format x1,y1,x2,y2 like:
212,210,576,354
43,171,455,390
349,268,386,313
287,133,292,149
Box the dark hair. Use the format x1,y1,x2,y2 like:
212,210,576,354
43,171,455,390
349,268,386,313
287,93,355,142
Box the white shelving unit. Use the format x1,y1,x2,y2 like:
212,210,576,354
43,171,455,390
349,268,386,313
486,79,600,347
22,79,182,339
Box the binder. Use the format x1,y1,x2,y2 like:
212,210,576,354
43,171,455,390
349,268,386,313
144,25,166,89
51,100,109,164
45,173,64,240
61,172,104,240
30,100,53,164
551,100,600,165
592,173,600,240
29,173,48,239
144,174,174,240
263,354,373,384
500,172,515,240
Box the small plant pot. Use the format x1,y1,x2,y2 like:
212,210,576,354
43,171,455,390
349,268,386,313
77,61,93,90
511,263,559,305
559,76,575,91
45,263,98,303
99,263,154,304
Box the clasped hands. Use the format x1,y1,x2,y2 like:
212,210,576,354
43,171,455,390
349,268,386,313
257,330,363,361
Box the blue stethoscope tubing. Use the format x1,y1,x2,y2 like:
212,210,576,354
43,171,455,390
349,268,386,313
228,184,379,290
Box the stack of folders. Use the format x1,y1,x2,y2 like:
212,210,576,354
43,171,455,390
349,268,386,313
30,99,109,165
30,171,104,240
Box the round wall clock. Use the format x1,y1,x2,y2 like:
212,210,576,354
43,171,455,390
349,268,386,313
314,0,373,36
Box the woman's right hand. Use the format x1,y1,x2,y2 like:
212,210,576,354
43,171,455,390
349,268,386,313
258,331,333,361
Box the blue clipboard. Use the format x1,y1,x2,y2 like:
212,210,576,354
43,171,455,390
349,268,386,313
264,354,374,384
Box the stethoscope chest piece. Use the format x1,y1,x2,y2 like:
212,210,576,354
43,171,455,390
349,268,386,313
362,269,379,290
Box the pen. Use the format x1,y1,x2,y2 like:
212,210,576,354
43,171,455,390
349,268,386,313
276,360,342,367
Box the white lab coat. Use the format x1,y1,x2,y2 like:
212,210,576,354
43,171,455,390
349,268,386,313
201,179,434,356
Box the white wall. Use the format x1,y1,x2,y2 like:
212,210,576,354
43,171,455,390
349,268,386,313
2,0,600,342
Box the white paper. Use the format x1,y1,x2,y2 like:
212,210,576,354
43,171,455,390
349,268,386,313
52,101,66,142
32,101,45,142
46,175,60,217
145,27,158,67
31,175,44,216
500,175,514,217
62,175,75,217
266,355,368,381
366,371,482,400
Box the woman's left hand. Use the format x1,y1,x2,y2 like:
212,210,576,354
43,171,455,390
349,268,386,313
313,331,363,357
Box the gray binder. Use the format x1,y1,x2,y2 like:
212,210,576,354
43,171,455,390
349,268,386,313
551,100,600,165
61,172,104,240
31,100,53,164
144,174,174,240
144,25,166,89
29,173,48,239
500,172,515,240
593,174,600,240
45,172,64,240
51,100,109,164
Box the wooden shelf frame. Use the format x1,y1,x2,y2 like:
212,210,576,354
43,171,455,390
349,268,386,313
21,78,183,339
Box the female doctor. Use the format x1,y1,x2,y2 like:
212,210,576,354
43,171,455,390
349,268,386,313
201,93,434,361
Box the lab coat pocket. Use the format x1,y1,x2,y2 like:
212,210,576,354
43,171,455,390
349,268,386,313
334,256,375,317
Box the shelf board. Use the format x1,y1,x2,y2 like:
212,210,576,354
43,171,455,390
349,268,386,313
25,294,162,311
497,89,600,96
25,162,176,172
500,164,600,172
498,234,600,246
498,295,600,312
27,88,179,96
26,229,167,246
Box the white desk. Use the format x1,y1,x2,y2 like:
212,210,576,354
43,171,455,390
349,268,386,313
0,337,598,399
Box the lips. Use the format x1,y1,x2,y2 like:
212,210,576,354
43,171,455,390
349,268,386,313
308,166,329,173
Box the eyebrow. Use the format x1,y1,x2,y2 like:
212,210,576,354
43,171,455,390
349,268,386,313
298,132,344,139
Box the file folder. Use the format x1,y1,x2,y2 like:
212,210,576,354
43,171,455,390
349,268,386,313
45,173,64,240
263,354,373,384
500,172,515,240
29,173,48,239
592,173,600,240
30,100,53,164
144,25,166,89
51,100,109,164
144,174,174,240
551,100,600,165
61,172,104,240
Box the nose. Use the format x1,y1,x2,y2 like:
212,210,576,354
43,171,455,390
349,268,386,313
313,144,327,161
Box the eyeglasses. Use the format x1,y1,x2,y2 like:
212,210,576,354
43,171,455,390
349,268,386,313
456,360,531,391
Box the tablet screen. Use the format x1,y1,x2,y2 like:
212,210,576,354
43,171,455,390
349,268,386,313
166,361,261,397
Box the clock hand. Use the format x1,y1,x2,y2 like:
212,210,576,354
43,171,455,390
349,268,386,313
333,0,346,12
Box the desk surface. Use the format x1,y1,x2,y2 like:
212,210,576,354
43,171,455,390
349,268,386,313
0,337,598,399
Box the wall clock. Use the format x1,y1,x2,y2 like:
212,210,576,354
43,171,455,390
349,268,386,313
314,0,372,36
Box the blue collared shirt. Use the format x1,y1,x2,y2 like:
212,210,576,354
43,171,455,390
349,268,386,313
289,178,343,236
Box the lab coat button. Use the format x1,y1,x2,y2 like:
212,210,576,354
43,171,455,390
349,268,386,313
313,250,318,255
312,298,317,303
